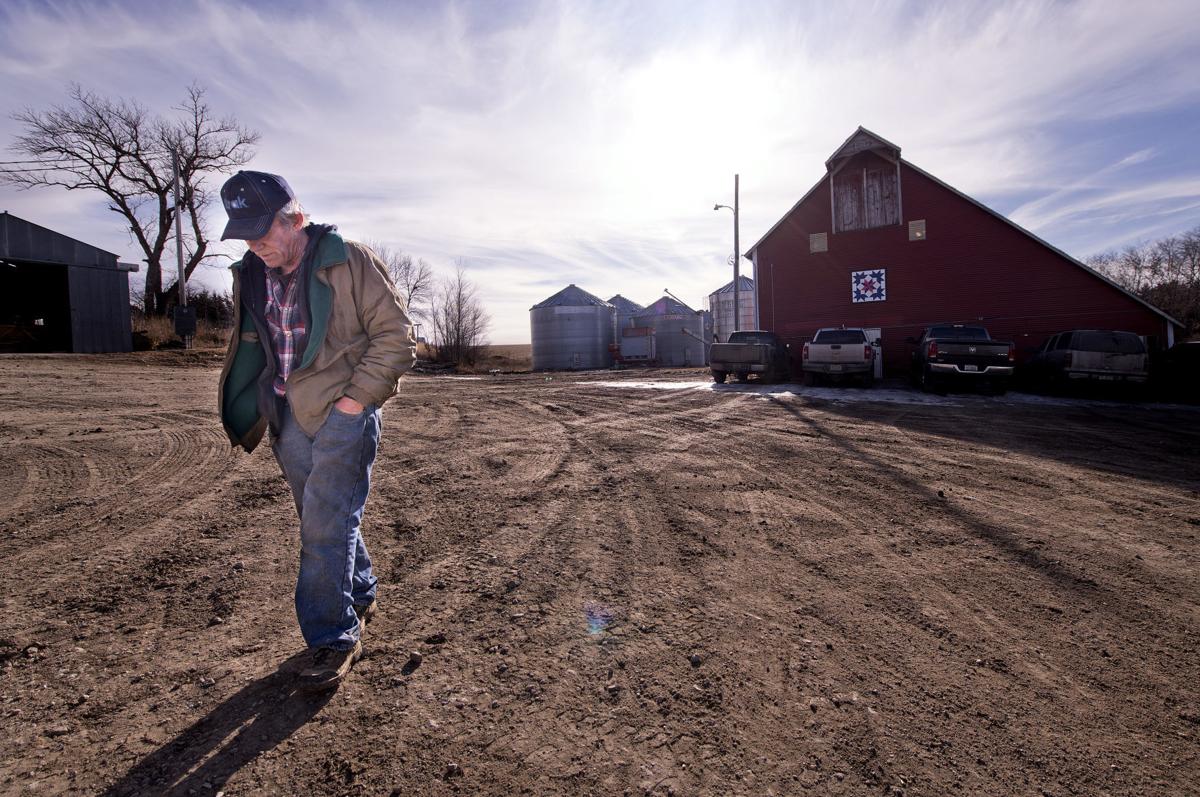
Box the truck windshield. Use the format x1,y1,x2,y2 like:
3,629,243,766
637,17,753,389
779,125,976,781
928,326,990,340
728,332,774,345
1073,331,1145,354
813,330,866,344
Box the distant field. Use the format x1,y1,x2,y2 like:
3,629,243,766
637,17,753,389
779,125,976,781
413,342,531,372
480,343,532,371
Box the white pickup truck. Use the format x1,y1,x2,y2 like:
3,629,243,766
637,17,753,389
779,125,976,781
802,328,876,386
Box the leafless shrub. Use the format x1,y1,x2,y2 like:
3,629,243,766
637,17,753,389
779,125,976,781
427,261,490,366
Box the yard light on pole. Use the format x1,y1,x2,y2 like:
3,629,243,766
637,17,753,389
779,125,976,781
713,173,740,335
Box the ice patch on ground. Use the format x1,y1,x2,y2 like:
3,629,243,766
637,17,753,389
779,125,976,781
589,381,713,391
580,379,1199,411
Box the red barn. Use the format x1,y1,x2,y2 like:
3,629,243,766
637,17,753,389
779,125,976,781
745,128,1182,376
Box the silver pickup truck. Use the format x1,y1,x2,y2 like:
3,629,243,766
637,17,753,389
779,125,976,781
802,328,876,386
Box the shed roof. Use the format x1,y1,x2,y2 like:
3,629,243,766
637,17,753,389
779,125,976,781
531,283,612,310
0,211,129,270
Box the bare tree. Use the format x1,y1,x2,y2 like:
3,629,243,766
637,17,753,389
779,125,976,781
1,83,258,315
363,239,435,321
1089,224,1200,337
427,261,490,366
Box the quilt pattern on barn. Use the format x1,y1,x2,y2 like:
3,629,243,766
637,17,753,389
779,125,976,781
851,269,887,303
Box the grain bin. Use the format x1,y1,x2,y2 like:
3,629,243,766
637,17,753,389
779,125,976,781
705,276,756,342
607,294,644,341
530,284,615,370
633,296,708,366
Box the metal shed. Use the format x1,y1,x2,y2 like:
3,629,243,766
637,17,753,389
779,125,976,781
530,284,615,370
0,212,138,353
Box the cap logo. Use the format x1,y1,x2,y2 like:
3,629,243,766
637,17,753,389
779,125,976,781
226,195,249,210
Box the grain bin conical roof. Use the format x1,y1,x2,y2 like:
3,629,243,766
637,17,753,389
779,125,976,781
711,276,755,295
530,284,612,310
639,295,696,315
607,294,644,314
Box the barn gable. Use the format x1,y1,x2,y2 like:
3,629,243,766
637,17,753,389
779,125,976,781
744,129,1181,373
826,128,903,234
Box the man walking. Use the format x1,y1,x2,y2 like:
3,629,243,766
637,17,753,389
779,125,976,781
217,170,415,691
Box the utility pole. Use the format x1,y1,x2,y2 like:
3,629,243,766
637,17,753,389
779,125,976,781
733,173,740,332
172,148,192,349
713,173,742,338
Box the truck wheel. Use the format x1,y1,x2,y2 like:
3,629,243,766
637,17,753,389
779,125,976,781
712,370,727,384
735,373,749,383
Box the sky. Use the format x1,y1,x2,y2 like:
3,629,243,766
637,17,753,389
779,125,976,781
2,0,1199,344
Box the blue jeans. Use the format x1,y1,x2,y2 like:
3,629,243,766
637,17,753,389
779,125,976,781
271,401,380,650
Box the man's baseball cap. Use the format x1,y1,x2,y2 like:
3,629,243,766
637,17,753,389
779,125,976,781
219,170,295,241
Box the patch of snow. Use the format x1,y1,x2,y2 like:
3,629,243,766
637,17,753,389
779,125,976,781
589,380,713,391
578,379,1199,411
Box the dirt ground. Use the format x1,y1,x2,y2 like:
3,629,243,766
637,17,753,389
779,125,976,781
1,352,1198,797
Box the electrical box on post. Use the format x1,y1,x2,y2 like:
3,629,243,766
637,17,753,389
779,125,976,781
172,305,197,338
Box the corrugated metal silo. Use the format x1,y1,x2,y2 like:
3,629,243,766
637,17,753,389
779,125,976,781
607,294,644,340
704,276,756,342
530,284,615,370
633,296,708,366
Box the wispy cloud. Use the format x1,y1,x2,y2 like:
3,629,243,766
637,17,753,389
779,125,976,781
2,0,1199,341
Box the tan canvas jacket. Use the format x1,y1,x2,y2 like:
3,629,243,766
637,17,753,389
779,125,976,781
219,231,416,452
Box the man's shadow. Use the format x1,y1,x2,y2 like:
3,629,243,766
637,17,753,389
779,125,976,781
101,651,334,797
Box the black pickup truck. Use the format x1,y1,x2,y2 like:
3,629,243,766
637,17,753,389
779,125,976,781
909,324,1015,394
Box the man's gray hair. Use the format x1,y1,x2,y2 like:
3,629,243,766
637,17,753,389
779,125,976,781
276,198,306,226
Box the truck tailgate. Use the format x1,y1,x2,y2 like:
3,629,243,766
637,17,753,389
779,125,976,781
711,343,768,364
807,343,866,363
937,342,1010,368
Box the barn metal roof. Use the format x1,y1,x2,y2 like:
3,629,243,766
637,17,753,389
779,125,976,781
825,126,901,169
530,284,612,310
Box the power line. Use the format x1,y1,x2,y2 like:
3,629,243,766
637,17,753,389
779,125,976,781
0,158,77,165
0,150,176,166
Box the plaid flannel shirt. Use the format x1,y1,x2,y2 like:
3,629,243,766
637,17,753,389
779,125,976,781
264,267,306,397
